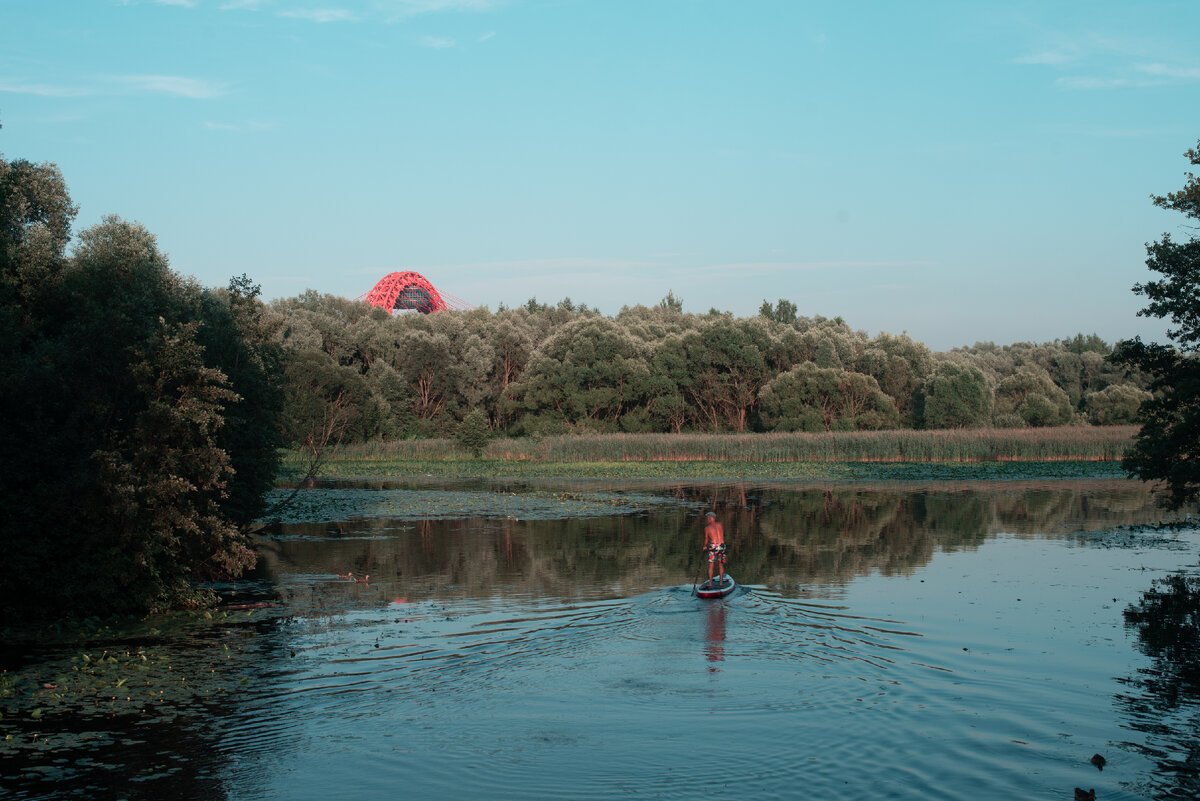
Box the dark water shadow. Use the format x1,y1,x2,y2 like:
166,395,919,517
1119,570,1200,800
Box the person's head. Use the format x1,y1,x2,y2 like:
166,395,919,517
705,512,716,521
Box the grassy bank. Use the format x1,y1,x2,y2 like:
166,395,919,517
281,427,1138,480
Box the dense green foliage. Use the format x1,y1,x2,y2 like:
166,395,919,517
0,152,284,622
270,290,1146,444
1115,140,1200,508
455,409,491,458
918,363,993,428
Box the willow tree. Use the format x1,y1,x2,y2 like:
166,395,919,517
918,362,992,429
759,362,899,432
993,368,1075,427
507,316,652,432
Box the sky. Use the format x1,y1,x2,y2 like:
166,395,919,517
2,0,1199,351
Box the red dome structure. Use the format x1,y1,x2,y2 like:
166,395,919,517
361,271,472,314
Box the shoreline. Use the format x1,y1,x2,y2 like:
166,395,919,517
282,427,1138,481
280,457,1133,482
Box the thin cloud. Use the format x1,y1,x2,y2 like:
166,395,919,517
1016,29,1199,90
377,0,498,22
1135,62,1200,80
225,0,496,22
0,74,226,98
696,260,935,277
204,120,273,132
431,257,669,278
1051,58,1200,90
419,35,456,48
1054,76,1139,90
478,31,495,42
1013,49,1075,66
279,8,358,22
1078,127,1160,138
108,74,228,98
0,78,90,97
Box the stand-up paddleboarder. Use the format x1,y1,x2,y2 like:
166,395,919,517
703,511,726,585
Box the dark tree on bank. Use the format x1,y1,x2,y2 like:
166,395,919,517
197,274,286,527
0,149,284,621
1116,140,1200,508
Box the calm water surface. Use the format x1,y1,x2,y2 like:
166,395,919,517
3,478,1199,800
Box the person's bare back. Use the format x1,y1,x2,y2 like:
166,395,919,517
703,511,726,582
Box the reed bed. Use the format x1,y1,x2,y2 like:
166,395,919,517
328,426,1137,465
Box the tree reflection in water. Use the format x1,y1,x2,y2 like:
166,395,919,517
258,480,1186,606
1121,570,1200,800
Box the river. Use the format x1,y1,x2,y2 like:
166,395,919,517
3,475,1199,800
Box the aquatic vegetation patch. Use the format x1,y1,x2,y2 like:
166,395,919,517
1073,523,1198,551
0,607,285,774
259,486,687,525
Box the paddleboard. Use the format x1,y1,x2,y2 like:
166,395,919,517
696,574,736,599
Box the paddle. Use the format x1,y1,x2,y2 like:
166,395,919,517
691,553,703,595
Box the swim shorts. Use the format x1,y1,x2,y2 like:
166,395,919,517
706,544,726,564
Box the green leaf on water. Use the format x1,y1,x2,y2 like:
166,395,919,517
30,708,42,720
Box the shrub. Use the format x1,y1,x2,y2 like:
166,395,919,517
456,409,491,458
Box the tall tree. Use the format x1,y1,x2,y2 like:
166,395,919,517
508,316,651,432
759,362,899,432
2,214,262,619
1116,140,1200,507
1,146,286,620
993,368,1074,427
681,317,773,432
758,298,798,325
197,275,285,527
856,333,933,425
918,362,993,429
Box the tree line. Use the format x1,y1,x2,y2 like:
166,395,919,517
269,290,1150,447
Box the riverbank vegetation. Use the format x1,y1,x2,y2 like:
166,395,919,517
320,426,1137,465
270,294,1151,453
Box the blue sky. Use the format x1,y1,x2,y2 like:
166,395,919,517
3,0,1199,350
